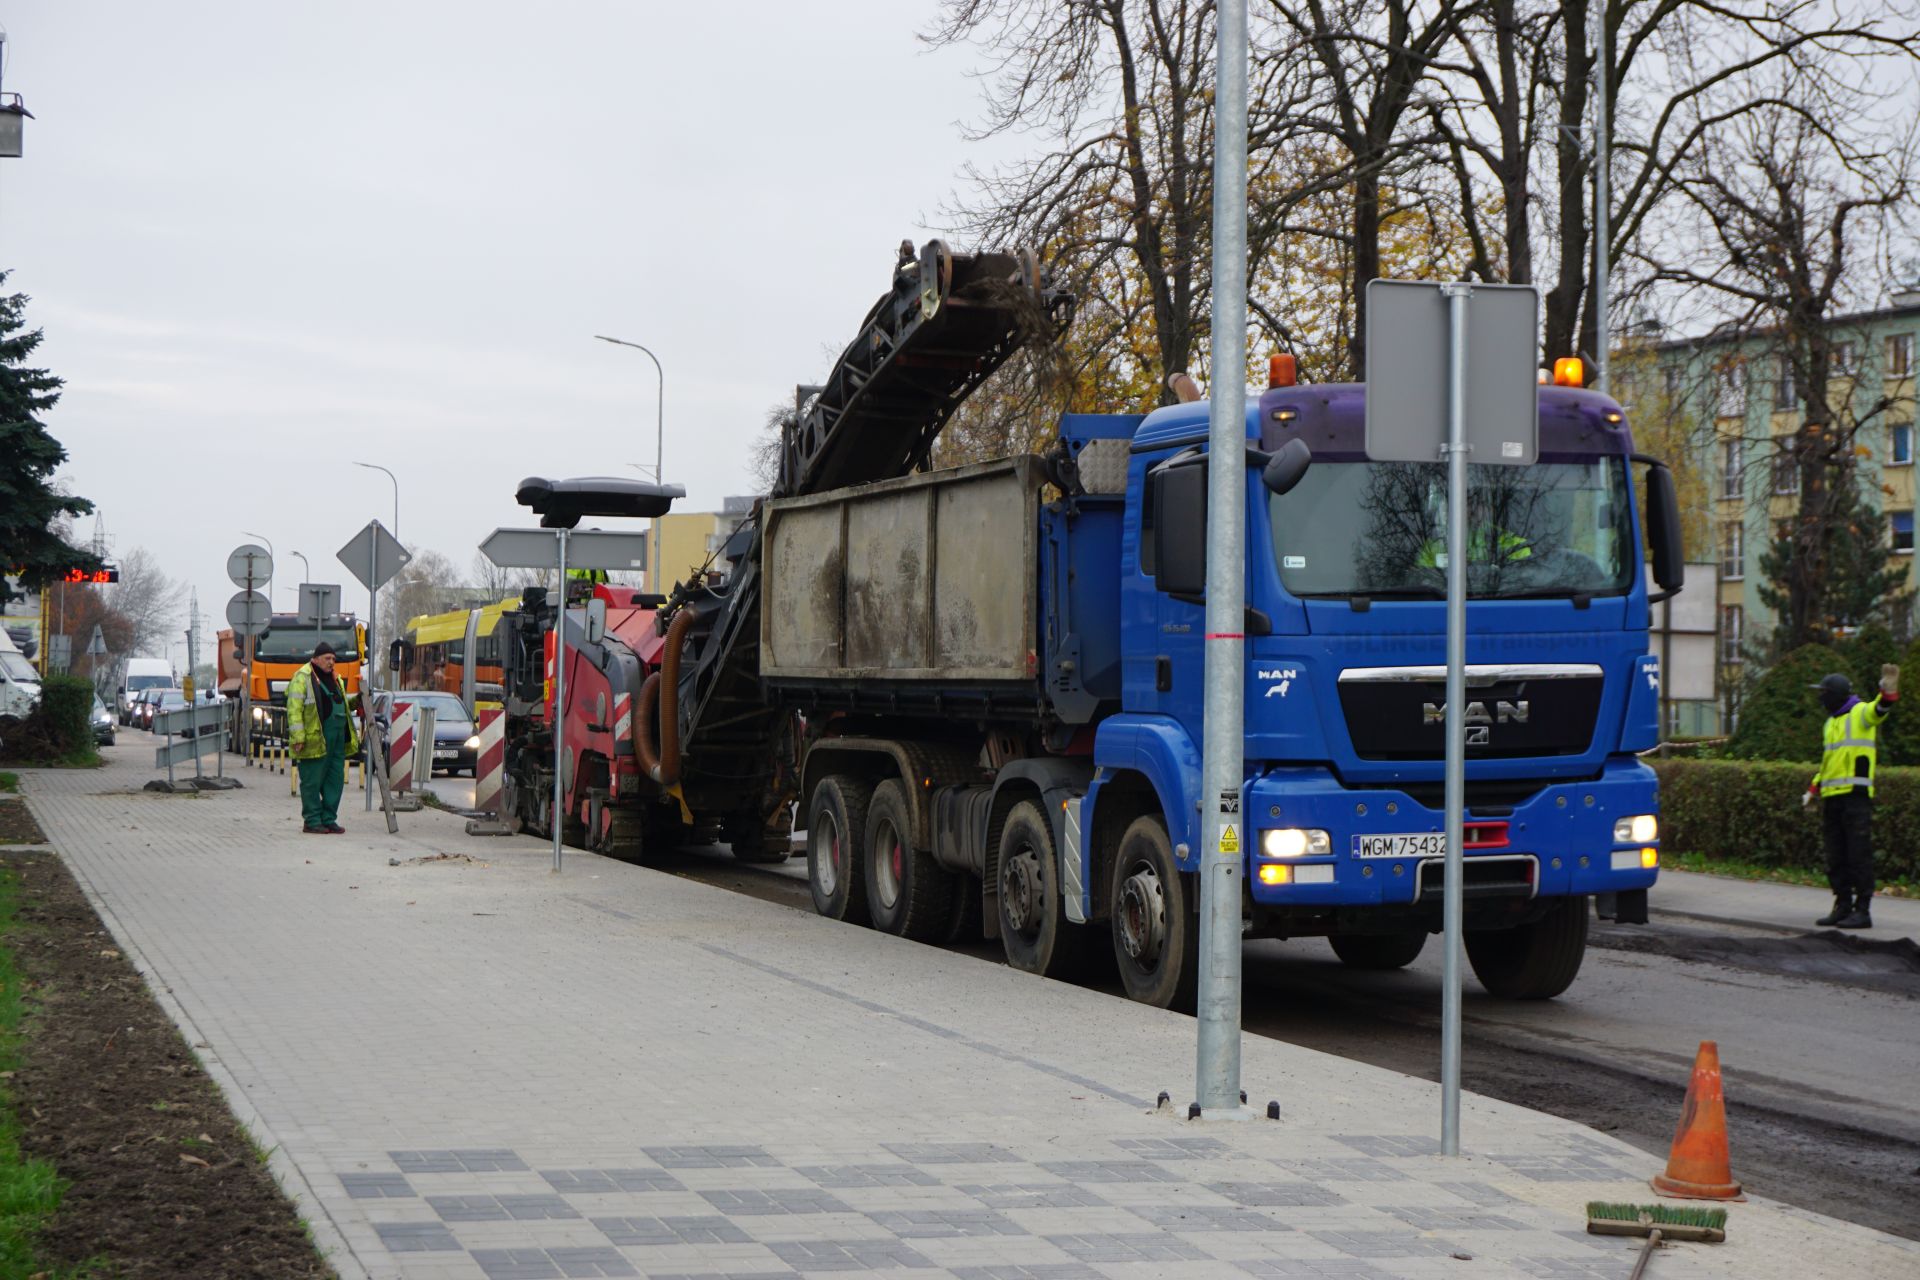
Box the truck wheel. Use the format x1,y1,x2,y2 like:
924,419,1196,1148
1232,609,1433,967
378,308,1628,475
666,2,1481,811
1465,895,1589,999
1109,815,1198,1011
1329,931,1428,971
808,775,871,925
997,799,1084,979
864,780,954,941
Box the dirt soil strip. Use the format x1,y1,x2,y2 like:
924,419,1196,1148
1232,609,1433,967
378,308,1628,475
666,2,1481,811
0,799,46,846
6,851,334,1279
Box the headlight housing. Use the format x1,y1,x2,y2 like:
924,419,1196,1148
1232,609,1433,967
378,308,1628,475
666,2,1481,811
1261,828,1331,858
1612,814,1658,844
463,735,481,749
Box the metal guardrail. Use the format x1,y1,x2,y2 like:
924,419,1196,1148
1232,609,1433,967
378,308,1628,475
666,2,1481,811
151,701,229,786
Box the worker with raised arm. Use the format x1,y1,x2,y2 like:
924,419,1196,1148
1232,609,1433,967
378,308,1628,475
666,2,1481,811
1805,664,1898,929
287,641,363,835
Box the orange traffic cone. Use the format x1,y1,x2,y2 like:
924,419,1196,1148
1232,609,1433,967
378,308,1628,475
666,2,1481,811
1652,1040,1745,1201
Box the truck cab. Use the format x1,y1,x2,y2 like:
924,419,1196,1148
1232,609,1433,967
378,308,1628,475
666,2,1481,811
1080,380,1675,1003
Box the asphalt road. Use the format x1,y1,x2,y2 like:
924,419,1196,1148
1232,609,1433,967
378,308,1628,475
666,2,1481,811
648,840,1920,1242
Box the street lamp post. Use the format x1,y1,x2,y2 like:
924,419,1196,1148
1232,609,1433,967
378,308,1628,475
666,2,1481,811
594,335,666,593
352,461,401,683
291,552,315,634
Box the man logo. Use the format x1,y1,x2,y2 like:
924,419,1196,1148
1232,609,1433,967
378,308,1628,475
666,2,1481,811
1422,699,1529,746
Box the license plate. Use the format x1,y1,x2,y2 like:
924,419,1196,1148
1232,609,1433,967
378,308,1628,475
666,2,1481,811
434,749,456,759
1352,833,1446,859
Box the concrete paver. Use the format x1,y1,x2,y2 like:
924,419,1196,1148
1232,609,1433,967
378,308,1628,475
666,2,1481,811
16,747,1920,1280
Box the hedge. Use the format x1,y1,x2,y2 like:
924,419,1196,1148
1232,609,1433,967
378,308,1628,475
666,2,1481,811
0,675,97,765
1651,757,1920,882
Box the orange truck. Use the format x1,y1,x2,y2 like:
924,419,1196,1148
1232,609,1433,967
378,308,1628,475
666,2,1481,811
218,614,366,710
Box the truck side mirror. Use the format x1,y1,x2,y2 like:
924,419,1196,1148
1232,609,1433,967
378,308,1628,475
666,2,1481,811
1261,438,1312,496
1149,461,1207,598
1643,460,1685,599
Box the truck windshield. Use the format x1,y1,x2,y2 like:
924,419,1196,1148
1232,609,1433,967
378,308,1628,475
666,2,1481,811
0,650,37,683
125,673,172,692
1270,457,1635,600
254,627,360,665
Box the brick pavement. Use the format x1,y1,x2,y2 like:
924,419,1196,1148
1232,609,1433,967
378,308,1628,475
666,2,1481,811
17,748,1920,1280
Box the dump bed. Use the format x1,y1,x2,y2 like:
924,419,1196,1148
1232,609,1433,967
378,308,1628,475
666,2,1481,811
761,457,1042,686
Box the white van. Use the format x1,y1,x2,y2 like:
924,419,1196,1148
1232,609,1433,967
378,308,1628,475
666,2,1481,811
120,657,174,717
0,630,41,722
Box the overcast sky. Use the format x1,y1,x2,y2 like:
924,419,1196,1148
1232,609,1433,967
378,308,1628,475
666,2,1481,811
5,1,1019,662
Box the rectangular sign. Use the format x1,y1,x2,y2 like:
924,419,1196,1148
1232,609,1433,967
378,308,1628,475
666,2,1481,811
1363,279,1541,466
480,528,652,572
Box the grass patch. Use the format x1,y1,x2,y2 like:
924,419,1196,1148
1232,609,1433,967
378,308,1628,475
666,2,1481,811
1668,851,1918,898
0,776,15,795
0,867,84,1277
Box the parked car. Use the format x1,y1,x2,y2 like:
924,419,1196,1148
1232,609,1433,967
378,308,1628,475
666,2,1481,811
0,630,40,726
372,690,479,777
90,693,116,747
133,687,175,732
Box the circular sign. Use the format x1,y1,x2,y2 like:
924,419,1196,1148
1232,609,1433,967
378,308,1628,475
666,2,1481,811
225,589,271,637
227,544,273,589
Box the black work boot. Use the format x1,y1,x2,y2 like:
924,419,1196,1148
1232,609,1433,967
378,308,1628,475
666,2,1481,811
1835,898,1873,930
1816,896,1852,927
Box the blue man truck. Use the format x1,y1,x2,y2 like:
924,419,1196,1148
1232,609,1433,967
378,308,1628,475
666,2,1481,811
656,242,1682,1008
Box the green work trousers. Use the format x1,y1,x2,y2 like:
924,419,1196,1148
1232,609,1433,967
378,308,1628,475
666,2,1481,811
297,708,349,830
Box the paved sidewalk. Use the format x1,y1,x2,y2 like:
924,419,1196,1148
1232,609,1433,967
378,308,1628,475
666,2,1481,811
17,749,1920,1280
1653,868,1920,943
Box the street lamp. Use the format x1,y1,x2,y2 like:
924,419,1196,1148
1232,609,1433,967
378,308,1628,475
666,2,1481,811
352,462,400,544
595,334,666,592
290,552,316,632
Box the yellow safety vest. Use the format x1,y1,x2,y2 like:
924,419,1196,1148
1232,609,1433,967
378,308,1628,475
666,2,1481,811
1415,528,1532,569
1816,695,1888,797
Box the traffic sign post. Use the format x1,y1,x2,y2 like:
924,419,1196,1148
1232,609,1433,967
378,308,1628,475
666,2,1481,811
339,520,410,810
479,527,648,874
1365,279,1539,1157
226,545,273,771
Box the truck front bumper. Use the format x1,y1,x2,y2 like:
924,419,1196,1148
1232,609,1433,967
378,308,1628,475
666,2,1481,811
1241,756,1659,909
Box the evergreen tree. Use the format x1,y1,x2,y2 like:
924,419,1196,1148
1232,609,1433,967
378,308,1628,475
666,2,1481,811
1756,470,1910,658
0,275,93,605
1725,642,1845,762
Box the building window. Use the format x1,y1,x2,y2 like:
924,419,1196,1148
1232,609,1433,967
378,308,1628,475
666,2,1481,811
1771,447,1800,495
1721,605,1743,665
1721,437,1744,499
1721,523,1744,580
1716,363,1747,417
1894,423,1914,467
1891,334,1915,379
1834,341,1857,375
1774,358,1797,409
1894,511,1915,555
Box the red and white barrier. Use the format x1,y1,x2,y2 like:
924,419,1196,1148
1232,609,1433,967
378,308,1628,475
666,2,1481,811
472,708,506,817
388,699,418,793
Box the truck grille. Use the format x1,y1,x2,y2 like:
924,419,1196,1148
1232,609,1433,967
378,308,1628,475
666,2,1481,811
1336,664,1603,760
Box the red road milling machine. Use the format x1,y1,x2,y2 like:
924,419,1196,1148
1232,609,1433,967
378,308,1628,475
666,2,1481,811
492,240,1069,867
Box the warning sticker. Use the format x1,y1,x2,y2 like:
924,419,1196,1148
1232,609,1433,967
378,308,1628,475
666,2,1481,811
1218,823,1240,855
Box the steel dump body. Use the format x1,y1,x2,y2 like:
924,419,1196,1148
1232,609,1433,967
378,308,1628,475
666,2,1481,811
761,457,1042,686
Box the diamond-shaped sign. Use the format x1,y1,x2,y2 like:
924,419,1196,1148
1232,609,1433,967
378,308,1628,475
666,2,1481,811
338,520,411,593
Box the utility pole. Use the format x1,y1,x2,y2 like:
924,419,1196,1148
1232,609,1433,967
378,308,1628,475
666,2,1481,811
1195,0,1250,1119
1592,4,1610,393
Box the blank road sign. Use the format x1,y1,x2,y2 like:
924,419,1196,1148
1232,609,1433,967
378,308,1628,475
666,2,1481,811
227,544,273,589
481,528,651,572
296,584,342,625
338,521,411,592
1363,279,1540,466
226,589,271,636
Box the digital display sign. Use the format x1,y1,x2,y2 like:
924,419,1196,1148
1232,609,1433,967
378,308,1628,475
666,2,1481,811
60,567,120,584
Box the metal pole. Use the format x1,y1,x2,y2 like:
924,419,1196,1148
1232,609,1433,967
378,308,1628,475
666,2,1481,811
1195,0,1249,1118
594,336,665,590
552,529,568,873
1440,281,1472,1155
366,532,377,811
1592,3,1609,394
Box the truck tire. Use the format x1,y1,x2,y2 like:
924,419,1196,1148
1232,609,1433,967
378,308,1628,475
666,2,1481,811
1329,931,1428,971
807,775,871,926
1465,895,1589,999
1108,815,1198,1011
997,799,1085,979
864,780,954,941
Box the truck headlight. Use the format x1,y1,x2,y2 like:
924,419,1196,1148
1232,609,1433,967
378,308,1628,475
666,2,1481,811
464,735,481,749
1261,828,1331,858
1612,814,1657,844
252,706,265,722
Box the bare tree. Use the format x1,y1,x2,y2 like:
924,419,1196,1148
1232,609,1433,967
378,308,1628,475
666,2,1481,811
103,547,186,660
1645,81,1916,649
470,552,546,600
